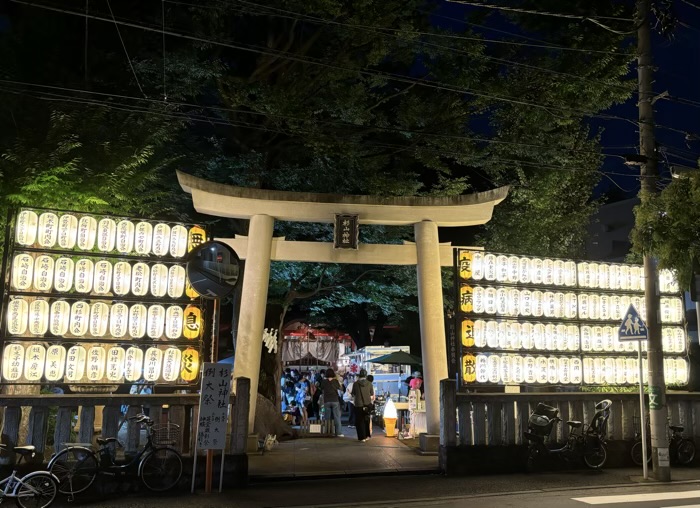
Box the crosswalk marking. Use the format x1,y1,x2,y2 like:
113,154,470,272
573,490,700,505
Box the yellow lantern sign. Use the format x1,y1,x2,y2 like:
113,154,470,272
65,345,87,382
134,222,153,255
183,305,202,339
461,319,474,347
7,298,28,335
458,250,472,280
116,220,135,254
185,281,200,299
28,299,49,336
462,354,476,383
162,347,182,382
170,225,188,258
143,347,163,382
106,347,125,382
15,210,38,246
58,214,78,249
180,347,200,381
12,253,34,291
77,216,97,251
45,345,66,381
187,226,206,254
2,344,25,381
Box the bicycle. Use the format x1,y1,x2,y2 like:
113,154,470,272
631,416,696,466
0,444,59,508
48,414,183,499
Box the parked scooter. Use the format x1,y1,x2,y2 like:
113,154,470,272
524,399,612,472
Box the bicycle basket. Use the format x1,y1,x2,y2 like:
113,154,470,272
151,423,180,446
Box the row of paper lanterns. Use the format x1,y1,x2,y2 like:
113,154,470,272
462,320,686,354
1,343,199,383
458,251,679,293
14,210,205,258
6,298,202,340
460,285,684,323
11,254,190,298
462,354,688,385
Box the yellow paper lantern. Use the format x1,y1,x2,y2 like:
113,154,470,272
7,298,28,335
187,226,206,254
45,345,66,381
89,302,110,337
183,305,202,339
128,304,147,339
15,210,38,246
185,281,200,299
152,223,171,256
116,220,135,254
12,253,34,291
69,301,90,337
57,214,78,249
180,347,200,382
50,300,70,336
74,258,94,293
167,265,186,298
106,347,125,382
150,263,168,297
461,319,474,347
143,347,163,382
65,345,87,382
2,344,25,381
109,303,129,338
28,299,49,335
460,285,474,313
134,221,153,255
462,353,476,383
77,216,97,251
38,212,58,248
170,225,189,258
458,250,473,280
124,347,144,382
33,255,54,292
54,257,74,292
162,347,182,382
131,262,150,297
86,346,106,382
147,305,166,339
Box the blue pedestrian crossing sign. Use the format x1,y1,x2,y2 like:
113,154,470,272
618,305,648,341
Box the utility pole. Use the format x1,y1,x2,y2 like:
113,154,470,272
636,0,671,482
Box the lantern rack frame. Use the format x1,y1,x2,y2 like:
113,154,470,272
6,291,199,306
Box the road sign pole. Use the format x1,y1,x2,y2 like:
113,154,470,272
638,339,648,480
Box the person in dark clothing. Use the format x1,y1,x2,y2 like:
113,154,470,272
320,368,344,436
351,369,374,441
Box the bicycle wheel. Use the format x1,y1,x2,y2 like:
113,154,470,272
139,447,183,492
48,446,98,495
14,471,58,508
676,439,696,465
631,440,651,466
525,446,539,473
583,442,607,469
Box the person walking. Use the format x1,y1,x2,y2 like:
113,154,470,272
320,368,344,437
343,374,356,428
351,369,374,442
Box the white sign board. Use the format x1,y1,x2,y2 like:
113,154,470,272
618,305,648,341
196,362,232,450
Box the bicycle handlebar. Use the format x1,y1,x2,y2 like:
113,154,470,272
128,414,154,426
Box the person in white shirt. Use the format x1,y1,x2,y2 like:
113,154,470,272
343,374,356,428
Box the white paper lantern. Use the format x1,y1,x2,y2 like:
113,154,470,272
625,358,638,384
147,305,166,339
7,298,28,335
24,344,46,381
144,347,163,382
484,254,497,281
555,324,568,351
69,301,90,336
587,294,599,320
578,262,590,287
169,225,188,258
602,326,615,352
484,287,497,314
128,304,147,339
580,326,592,351
150,263,168,297
109,303,129,338
543,292,555,318
564,261,577,286
600,295,610,321
508,322,522,350
54,257,74,292
97,218,116,252
28,299,49,335
496,288,508,315
610,295,622,321
486,321,498,348
531,258,544,285
521,322,533,349
134,222,154,255
518,257,531,284
609,265,620,290
38,212,58,248
553,292,565,319
592,326,603,352
475,354,489,383
45,345,66,381
531,291,543,317
619,265,630,290
598,264,609,289
15,210,38,246
74,258,94,293
12,253,34,291
592,358,603,384
553,260,565,286
65,345,87,382
673,328,686,354
116,220,135,254
131,262,149,297
89,302,110,337
124,347,144,382
2,344,25,381
162,347,182,382
582,358,594,384
535,356,548,384
50,300,70,336
472,286,484,314
506,289,519,317
152,223,171,256
86,347,106,382
570,357,582,384
57,214,78,249
522,355,535,383
566,325,579,351
471,251,484,281
519,289,532,317
473,320,486,347
557,357,568,384
496,255,509,282
93,260,113,295
630,266,642,291
106,347,125,382
675,358,688,384
77,216,97,250
112,261,132,296
497,322,508,349
602,357,615,384
665,358,677,385
167,265,186,298
533,324,545,350
544,324,556,350
506,256,519,283
500,355,512,383
512,355,524,383
487,355,501,383
589,263,600,289
33,255,54,292
165,306,184,339
543,259,554,286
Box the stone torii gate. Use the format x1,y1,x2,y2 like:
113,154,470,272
177,171,508,437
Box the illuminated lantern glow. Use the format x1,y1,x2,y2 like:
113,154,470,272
533,324,545,350
116,220,135,254
134,222,153,255
485,321,498,348
476,354,489,383
602,357,615,384
512,355,524,383
520,322,533,349
180,347,200,381
69,301,90,336
592,358,604,384
589,264,600,289
484,287,497,315
113,261,132,296
152,223,171,256
50,300,70,335
507,256,519,283
462,319,475,348
58,214,78,249
519,257,531,284
144,347,163,382
544,324,556,350
626,358,637,384
185,282,200,299
97,218,116,252
588,294,600,320
12,253,34,291
610,295,622,321
523,356,536,384
566,325,579,351
106,347,125,382
553,292,565,319
86,346,106,381
664,358,677,385
609,265,620,290
15,210,38,246
583,358,594,384
129,304,147,339
497,322,508,349
462,353,476,383
531,291,543,317
65,345,87,382
630,266,642,291
170,225,188,258
500,355,512,383
109,303,129,338
615,358,626,384
602,326,615,352
598,264,609,289
675,358,688,384
543,292,555,318
23,344,45,381
535,356,548,384
507,288,519,316
162,347,182,382
600,295,610,321
38,212,59,248
458,250,472,280
547,357,558,384
519,289,532,316
2,344,25,381
7,298,29,335
509,322,522,350
613,327,625,352
619,265,630,290
28,299,49,335
54,257,74,292
131,262,149,297
487,355,500,383
553,260,565,286
124,347,144,382
89,302,110,337
167,265,186,299
150,263,169,297
495,255,508,282
578,262,590,288
555,324,567,351
674,328,686,354
473,320,486,347
77,216,97,251
187,226,206,254
484,254,497,281
472,286,484,314
33,255,54,291
147,305,166,339
45,345,66,381
460,285,474,313
570,357,582,384
531,258,544,285
496,288,508,315
564,261,577,287
580,326,592,351
471,251,484,280
93,260,113,295
592,326,604,352
74,258,94,293
543,258,554,286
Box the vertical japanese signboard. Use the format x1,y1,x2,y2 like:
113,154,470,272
196,362,232,450
333,214,359,249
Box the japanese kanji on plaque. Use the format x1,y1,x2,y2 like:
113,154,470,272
196,362,232,450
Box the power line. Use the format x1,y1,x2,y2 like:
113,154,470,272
679,0,700,11
105,0,146,98
445,1,635,23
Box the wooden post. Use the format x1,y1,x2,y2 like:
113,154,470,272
0,407,21,465
439,379,457,447
78,406,95,445
231,378,250,454
54,407,73,453
102,406,120,457
125,406,140,454
27,406,49,462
